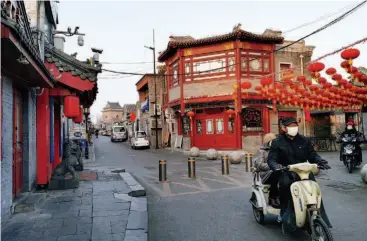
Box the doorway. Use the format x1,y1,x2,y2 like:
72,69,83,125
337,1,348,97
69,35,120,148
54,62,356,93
12,88,23,198
194,109,236,149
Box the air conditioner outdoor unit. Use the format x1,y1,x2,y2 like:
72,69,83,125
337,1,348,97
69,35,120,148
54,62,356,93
150,119,162,129
150,104,162,116
156,104,162,116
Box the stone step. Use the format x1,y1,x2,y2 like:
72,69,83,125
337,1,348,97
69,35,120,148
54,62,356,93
12,192,47,214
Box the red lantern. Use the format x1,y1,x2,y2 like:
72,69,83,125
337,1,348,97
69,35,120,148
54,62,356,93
255,86,262,92
325,68,336,76
260,77,272,86
332,74,342,81
226,109,235,117
296,76,306,82
318,77,327,84
186,111,195,119
340,61,350,70
241,81,252,90
341,48,360,65
64,96,80,118
308,62,325,73
72,107,83,123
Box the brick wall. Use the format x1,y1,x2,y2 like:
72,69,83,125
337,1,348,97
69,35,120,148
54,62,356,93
101,110,124,122
183,79,235,98
168,86,180,102
1,76,13,223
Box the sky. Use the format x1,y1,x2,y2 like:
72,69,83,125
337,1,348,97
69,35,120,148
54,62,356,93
56,0,367,122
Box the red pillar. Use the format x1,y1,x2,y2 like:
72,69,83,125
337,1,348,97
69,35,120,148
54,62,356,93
235,40,242,149
53,103,61,168
36,88,51,185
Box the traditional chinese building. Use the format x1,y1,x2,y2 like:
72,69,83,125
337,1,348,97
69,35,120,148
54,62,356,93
1,1,57,221
158,26,317,152
101,101,124,126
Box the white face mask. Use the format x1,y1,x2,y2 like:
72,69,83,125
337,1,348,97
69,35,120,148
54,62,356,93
347,125,353,130
286,126,299,137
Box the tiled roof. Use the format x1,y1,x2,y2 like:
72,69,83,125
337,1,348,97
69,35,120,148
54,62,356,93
44,45,102,82
107,102,123,109
158,29,284,62
1,2,56,84
123,104,137,113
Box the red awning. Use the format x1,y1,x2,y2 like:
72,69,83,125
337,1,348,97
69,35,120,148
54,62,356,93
46,62,95,91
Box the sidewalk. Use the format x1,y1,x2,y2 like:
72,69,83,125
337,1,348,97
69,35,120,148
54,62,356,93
1,171,147,241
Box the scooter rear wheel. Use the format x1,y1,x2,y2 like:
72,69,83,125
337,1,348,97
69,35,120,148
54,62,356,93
312,218,333,241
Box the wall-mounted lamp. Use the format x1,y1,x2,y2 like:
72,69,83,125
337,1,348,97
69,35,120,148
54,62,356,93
53,26,86,46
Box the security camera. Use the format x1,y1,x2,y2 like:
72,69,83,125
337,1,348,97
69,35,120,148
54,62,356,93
91,48,103,54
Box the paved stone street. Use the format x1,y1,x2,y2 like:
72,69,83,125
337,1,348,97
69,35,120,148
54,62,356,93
86,136,367,241
1,143,148,241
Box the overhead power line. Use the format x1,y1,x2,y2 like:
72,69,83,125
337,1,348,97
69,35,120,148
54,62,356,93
101,0,366,77
99,2,361,66
282,2,358,35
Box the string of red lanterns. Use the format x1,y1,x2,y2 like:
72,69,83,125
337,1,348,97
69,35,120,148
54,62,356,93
252,47,367,112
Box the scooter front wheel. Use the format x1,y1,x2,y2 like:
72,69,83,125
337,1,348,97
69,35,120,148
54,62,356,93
312,218,333,241
251,197,265,225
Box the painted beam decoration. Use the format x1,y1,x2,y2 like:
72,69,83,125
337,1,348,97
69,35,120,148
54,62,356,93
251,48,367,112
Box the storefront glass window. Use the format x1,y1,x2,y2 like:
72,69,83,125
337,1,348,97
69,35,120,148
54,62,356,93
206,119,214,134
242,108,263,132
228,117,235,133
216,118,224,134
196,120,202,135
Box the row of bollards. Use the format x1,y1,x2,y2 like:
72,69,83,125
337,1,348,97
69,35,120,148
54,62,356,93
158,153,253,182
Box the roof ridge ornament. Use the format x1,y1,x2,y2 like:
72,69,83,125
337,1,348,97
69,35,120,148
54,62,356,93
232,23,242,32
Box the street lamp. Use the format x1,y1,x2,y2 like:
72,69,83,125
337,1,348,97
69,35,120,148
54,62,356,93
144,29,158,149
53,26,86,46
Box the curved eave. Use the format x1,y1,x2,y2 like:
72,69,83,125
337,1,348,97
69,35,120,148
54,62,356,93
158,30,284,62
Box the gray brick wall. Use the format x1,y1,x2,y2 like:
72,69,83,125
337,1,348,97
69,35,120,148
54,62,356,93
1,75,13,223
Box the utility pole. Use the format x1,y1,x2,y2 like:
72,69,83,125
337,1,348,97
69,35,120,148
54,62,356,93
145,29,159,149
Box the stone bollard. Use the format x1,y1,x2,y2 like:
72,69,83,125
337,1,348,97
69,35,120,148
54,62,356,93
206,149,218,160
190,147,200,157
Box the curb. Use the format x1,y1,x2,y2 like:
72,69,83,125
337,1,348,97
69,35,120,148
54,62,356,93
116,172,148,241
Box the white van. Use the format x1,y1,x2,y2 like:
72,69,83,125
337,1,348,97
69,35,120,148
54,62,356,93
111,126,127,142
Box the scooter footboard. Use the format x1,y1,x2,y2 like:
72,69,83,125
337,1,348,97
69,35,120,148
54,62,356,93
290,181,322,228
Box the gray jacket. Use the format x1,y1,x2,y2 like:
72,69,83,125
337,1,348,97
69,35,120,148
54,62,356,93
255,143,282,182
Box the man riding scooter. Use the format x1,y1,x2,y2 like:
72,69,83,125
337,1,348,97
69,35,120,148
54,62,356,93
339,119,365,166
267,117,332,233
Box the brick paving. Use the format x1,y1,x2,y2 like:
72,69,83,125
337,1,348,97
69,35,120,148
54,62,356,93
1,173,147,241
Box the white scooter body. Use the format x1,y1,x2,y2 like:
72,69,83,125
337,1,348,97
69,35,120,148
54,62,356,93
250,162,332,240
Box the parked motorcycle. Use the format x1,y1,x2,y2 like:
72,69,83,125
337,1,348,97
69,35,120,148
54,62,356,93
339,136,361,173
250,162,333,241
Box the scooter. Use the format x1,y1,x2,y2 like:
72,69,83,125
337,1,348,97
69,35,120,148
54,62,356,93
250,162,333,241
339,136,361,173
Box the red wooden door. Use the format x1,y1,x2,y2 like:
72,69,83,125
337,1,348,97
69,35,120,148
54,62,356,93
13,89,23,198
194,113,236,150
